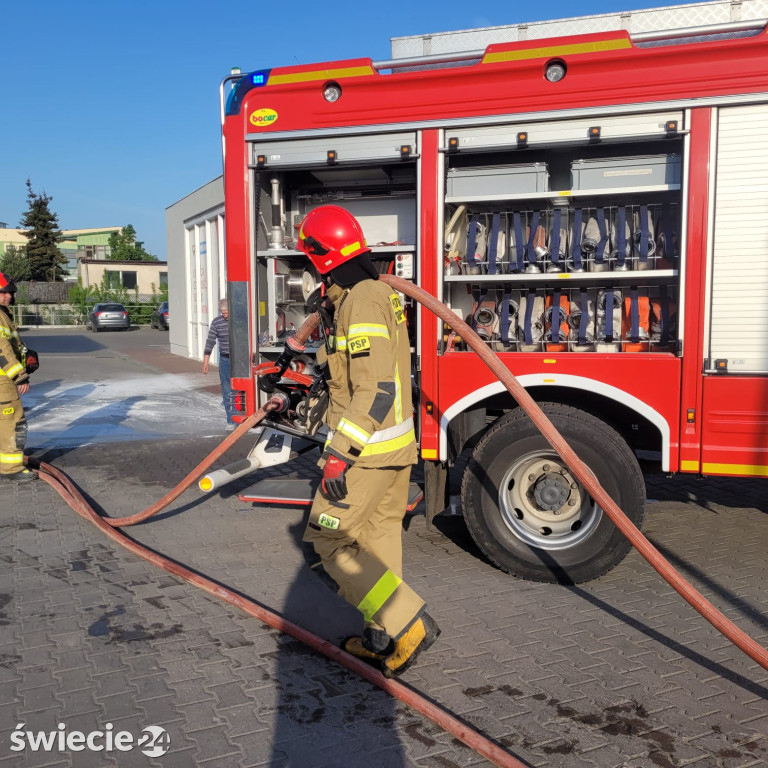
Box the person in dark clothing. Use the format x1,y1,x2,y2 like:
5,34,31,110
202,298,235,428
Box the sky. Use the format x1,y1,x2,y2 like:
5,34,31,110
2,0,696,259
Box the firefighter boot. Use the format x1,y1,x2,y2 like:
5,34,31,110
381,613,441,678
342,625,394,664
0,468,37,483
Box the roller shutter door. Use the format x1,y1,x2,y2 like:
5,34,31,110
708,104,768,373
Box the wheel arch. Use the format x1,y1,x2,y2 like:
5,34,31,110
440,375,670,470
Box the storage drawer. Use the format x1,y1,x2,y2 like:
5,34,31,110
446,163,549,199
570,154,681,190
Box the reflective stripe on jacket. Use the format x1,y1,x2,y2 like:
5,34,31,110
323,279,417,468
0,307,28,384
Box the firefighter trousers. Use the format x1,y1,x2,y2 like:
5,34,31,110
0,378,27,475
303,465,425,640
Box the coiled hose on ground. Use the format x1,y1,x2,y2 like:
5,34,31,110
28,276,768,768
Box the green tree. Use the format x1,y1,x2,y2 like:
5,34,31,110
0,244,32,281
107,224,158,261
19,178,66,281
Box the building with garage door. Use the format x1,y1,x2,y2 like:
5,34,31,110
165,177,225,362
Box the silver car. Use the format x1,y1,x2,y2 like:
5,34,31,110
87,302,131,332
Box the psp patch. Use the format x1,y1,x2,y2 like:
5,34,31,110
348,336,371,355
318,512,341,530
389,294,405,324
2,407,14,415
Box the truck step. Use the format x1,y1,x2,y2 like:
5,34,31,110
239,478,424,511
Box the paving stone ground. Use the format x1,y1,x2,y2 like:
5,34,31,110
0,330,766,767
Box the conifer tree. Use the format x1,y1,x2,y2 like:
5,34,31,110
0,244,32,281
19,178,66,281
107,224,158,261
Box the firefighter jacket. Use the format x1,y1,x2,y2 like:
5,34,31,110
321,279,417,468
0,306,29,386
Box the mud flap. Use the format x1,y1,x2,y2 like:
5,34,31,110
424,460,449,530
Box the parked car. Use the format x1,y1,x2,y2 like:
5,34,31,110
87,303,131,332
150,301,169,330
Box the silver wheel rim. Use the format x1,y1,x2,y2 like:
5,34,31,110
498,451,603,550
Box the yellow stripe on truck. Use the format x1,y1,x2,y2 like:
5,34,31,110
269,65,375,86
483,38,631,65
701,462,768,477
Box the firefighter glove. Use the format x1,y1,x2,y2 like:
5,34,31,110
260,339,304,393
25,349,39,374
321,454,350,502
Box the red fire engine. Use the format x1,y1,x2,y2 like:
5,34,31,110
218,19,768,583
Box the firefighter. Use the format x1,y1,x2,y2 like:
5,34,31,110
295,205,440,678
0,272,39,482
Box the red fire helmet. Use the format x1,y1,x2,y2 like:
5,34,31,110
296,205,369,274
0,272,17,293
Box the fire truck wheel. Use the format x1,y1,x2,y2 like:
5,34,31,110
461,403,645,584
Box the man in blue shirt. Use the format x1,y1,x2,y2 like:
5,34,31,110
202,299,235,428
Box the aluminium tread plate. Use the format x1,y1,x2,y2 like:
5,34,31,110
239,478,424,511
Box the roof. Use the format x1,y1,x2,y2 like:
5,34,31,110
60,227,122,236
79,259,168,266
0,227,122,238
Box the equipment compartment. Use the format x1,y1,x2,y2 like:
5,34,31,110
443,202,680,276
252,161,419,353
443,284,678,354
441,118,685,356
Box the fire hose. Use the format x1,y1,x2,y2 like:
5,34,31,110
29,311,525,767
378,273,768,673
28,275,768,768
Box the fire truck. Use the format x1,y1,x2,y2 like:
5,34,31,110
218,16,768,584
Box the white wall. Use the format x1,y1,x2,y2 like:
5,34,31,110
166,177,225,361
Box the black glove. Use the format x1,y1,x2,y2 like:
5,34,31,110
25,349,39,374
259,337,306,393
321,454,350,502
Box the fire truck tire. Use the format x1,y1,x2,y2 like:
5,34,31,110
461,403,645,584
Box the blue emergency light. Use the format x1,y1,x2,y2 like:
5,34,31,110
225,69,272,116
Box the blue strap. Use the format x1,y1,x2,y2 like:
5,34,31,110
605,290,615,341
661,206,676,262
579,288,589,345
550,209,562,268
638,205,649,266
595,208,608,265
524,289,536,345
526,211,540,269
571,209,583,270
488,213,500,275
551,289,562,342
513,213,525,272
629,288,640,343
467,216,479,267
659,286,671,346
500,291,511,344
616,207,627,268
